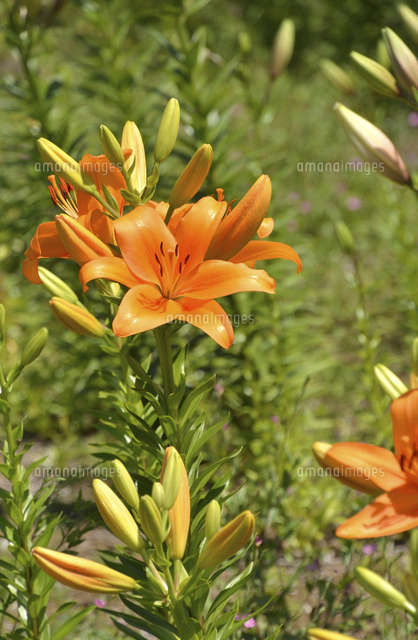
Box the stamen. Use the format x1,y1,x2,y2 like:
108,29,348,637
400,454,406,471
216,188,225,202
184,254,190,265
175,244,179,257
59,177,69,196
154,253,163,277
160,242,165,256
179,262,183,274
49,186,58,206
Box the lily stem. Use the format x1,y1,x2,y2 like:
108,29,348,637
154,327,175,403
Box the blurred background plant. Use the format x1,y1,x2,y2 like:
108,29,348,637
2,0,418,637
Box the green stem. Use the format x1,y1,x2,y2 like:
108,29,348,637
154,327,175,401
92,191,120,219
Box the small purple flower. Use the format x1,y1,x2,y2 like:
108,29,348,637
244,618,257,629
214,383,224,396
362,543,377,556
408,112,418,127
271,415,279,424
299,200,312,215
94,599,106,608
222,422,229,430
306,558,320,572
346,196,362,211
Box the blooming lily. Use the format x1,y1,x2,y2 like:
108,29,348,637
314,389,418,538
79,186,301,347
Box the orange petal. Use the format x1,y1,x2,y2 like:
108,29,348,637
205,175,272,260
324,443,407,495
230,240,302,273
81,209,116,247
257,217,274,238
391,390,418,459
112,285,182,337
178,260,276,299
79,257,140,291
336,484,418,538
173,197,225,275
55,215,113,266
23,221,70,284
177,299,234,348
77,153,128,215
114,207,176,285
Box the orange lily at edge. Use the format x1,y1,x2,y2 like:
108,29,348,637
79,196,283,347
314,389,418,538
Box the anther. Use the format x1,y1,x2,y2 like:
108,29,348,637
184,254,190,265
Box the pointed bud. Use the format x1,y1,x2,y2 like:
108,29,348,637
112,460,139,512
33,547,136,593
205,500,221,541
206,175,272,261
38,267,79,304
334,221,354,254
20,328,48,367
382,28,418,97
355,566,416,614
350,52,400,98
49,298,105,338
169,144,213,210
37,138,96,194
122,121,147,195
238,32,252,55
160,447,182,510
198,510,255,570
377,38,391,69
334,103,411,185
270,19,295,79
403,574,418,610
55,215,113,266
308,630,357,640
154,98,180,164
320,59,356,95
399,5,418,45
161,447,190,560
152,482,166,510
139,495,164,546
92,479,144,552
99,125,126,169
374,364,408,400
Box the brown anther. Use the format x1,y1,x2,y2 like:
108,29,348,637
59,177,69,196
175,244,179,257
226,198,237,214
184,254,190,265
179,262,183,274
49,185,58,206
400,454,406,471
155,253,163,277
160,241,165,256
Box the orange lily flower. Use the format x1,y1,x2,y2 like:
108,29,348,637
314,389,418,538
79,192,300,347
23,153,127,284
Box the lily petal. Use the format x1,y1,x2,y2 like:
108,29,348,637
113,285,183,336
77,152,128,215
257,217,274,238
178,299,234,348
178,260,276,299
336,484,418,538
55,215,113,266
79,257,140,291
23,221,70,284
391,390,418,460
230,240,302,272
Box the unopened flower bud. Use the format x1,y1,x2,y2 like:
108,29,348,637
355,566,416,614
38,267,79,304
139,495,164,546
161,447,182,510
320,59,356,95
33,547,136,593
55,215,113,266
335,103,411,185
198,510,255,570
154,98,180,164
92,479,144,552
350,52,400,98
312,442,383,495
112,460,139,512
374,364,408,400
382,28,418,97
376,38,391,69
161,447,190,560
399,5,418,45
308,630,357,640
205,500,221,541
99,125,126,169
49,298,105,338
334,221,354,254
122,121,147,195
152,482,165,510
37,138,96,194
20,327,48,367
238,31,252,55
270,19,295,79
169,144,213,210
403,574,418,610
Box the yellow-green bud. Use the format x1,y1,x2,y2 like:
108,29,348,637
20,328,48,367
139,495,164,546
112,460,139,512
205,500,221,541
334,221,354,254
38,267,79,304
320,59,356,95
382,28,418,97
308,630,357,640
355,566,416,614
350,52,400,98
403,574,418,610
399,5,418,45
238,32,252,55
270,19,295,79
374,364,408,400
161,448,182,510
169,144,213,210
198,510,255,570
376,38,391,69
152,482,165,510
154,98,180,164
122,121,147,195
37,138,96,194
99,125,126,169
92,479,144,552
49,298,105,338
